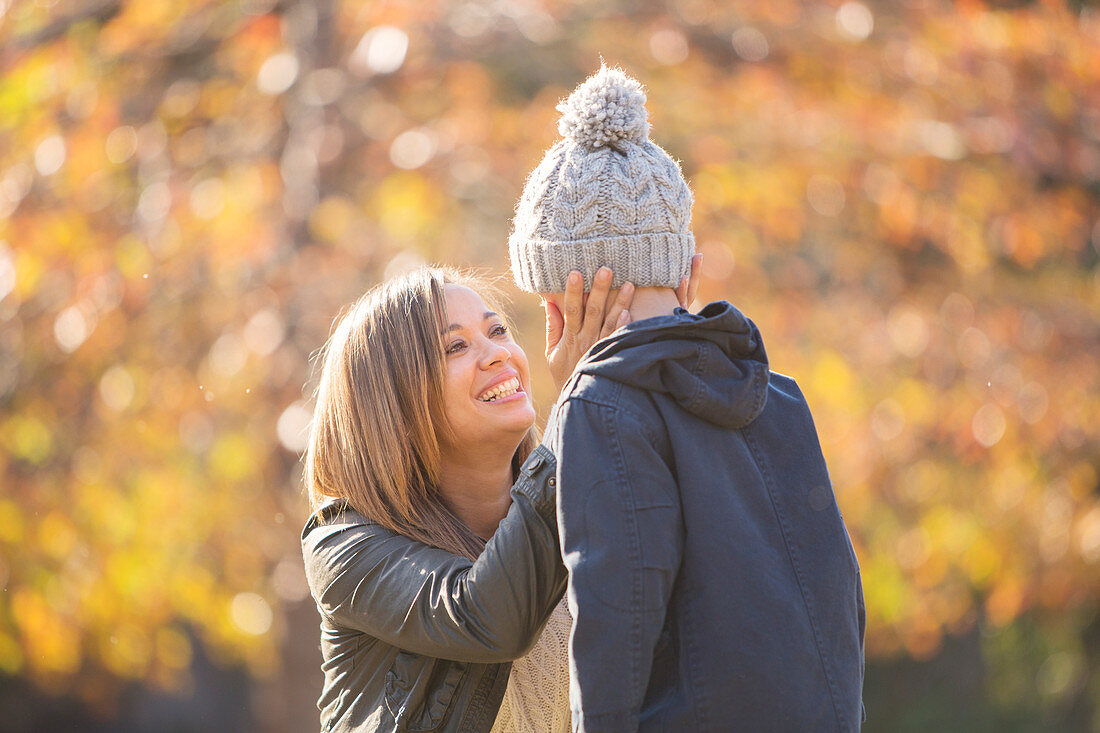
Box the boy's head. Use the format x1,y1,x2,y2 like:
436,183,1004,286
509,65,695,296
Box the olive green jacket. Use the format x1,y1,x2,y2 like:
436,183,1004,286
301,444,566,732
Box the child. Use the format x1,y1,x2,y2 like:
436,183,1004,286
509,66,866,732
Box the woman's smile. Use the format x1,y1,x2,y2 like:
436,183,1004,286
476,374,525,403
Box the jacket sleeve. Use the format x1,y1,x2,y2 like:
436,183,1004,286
300,443,567,663
550,398,684,733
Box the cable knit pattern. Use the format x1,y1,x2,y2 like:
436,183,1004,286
489,596,572,733
509,66,694,293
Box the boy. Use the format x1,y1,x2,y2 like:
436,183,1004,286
509,66,866,732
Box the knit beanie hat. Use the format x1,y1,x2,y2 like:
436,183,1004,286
509,66,695,293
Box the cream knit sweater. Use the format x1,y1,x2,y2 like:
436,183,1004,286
489,596,572,733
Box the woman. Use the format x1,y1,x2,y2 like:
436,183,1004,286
301,264,643,732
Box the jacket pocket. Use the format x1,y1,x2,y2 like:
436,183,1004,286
384,652,468,731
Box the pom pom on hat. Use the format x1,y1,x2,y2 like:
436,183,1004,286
556,65,649,149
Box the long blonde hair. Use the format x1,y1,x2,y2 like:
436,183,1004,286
304,266,537,560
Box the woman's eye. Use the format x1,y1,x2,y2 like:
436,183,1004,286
445,340,467,355
490,324,508,338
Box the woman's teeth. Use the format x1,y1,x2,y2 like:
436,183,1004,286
479,377,521,402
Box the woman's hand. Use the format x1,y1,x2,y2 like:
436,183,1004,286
544,267,634,391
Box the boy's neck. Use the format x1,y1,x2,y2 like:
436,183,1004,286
626,286,683,322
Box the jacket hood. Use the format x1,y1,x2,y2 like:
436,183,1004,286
574,301,770,429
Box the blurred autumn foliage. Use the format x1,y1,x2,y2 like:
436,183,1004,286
1,0,1098,729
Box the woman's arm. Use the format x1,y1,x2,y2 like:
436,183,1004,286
302,444,564,664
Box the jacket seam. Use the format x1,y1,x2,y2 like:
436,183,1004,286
680,590,709,730
564,389,658,445
685,343,709,416
574,707,642,730
747,363,768,424
741,425,847,729
556,369,588,403
562,385,620,413
601,398,646,717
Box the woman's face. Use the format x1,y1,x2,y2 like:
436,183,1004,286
439,284,536,453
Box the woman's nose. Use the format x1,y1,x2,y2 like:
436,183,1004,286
478,340,510,369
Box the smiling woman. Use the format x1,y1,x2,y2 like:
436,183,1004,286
305,267,533,558
300,265,633,732
435,282,539,540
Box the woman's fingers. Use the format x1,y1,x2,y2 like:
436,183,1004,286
579,267,613,345
548,270,588,391
601,281,634,339
547,268,634,390
560,270,584,344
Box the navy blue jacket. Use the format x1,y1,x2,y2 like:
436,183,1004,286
546,301,865,733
